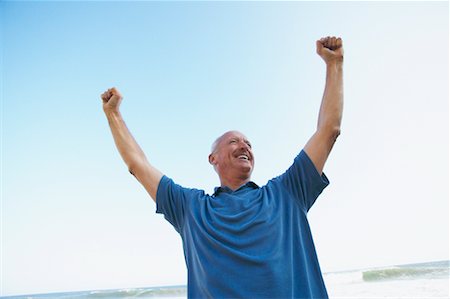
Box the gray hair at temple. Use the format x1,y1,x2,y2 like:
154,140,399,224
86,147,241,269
211,138,220,154
210,133,226,154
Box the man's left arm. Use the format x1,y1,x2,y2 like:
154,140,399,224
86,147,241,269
304,36,344,175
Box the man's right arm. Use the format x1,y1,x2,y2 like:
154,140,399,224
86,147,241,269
101,87,163,202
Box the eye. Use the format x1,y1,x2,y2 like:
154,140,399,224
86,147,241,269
229,139,237,144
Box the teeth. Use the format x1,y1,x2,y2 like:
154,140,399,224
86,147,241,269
238,155,249,160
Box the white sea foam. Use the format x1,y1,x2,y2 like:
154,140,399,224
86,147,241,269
3,261,448,299
324,260,449,298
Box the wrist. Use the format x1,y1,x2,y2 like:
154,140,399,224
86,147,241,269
326,59,343,73
326,57,343,68
104,108,122,118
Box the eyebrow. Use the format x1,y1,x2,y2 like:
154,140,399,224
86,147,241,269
228,137,252,145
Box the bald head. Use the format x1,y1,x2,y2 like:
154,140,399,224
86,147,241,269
211,131,251,154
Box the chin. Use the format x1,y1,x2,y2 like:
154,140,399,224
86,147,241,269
242,168,253,178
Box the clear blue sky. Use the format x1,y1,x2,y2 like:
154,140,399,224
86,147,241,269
1,1,448,296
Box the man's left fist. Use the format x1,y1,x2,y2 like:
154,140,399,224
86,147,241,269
316,36,344,64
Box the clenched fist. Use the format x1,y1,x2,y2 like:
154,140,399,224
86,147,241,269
101,87,123,113
316,36,344,64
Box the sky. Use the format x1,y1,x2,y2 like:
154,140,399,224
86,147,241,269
1,1,449,297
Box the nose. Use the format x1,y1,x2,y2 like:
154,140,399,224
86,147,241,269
238,140,250,150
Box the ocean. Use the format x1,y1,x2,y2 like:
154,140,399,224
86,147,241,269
2,260,448,299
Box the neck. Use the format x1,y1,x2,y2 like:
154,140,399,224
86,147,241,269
220,176,251,191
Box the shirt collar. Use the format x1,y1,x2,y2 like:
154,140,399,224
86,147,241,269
213,181,259,197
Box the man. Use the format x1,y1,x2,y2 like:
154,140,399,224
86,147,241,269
101,36,343,299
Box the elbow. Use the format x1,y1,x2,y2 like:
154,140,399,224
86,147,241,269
332,127,341,140
128,161,141,178
328,127,341,147
128,158,148,178
318,125,341,142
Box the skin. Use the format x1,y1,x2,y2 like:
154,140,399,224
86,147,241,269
304,36,343,175
101,36,343,202
208,131,255,190
101,89,163,201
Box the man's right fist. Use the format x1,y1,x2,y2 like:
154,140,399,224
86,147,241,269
101,87,123,113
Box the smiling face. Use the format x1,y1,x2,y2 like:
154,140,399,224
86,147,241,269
209,131,255,185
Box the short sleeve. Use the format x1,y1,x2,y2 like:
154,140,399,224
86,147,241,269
277,150,330,212
155,175,193,233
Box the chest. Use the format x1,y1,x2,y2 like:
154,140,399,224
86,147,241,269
184,188,306,243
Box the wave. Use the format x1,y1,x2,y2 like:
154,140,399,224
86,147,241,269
2,286,187,299
86,286,186,298
323,260,449,284
4,261,448,298
361,260,449,282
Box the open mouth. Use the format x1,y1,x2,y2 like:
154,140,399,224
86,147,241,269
236,153,250,161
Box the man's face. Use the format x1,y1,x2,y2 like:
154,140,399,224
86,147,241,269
209,131,255,180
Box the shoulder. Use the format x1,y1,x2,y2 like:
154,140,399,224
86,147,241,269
157,175,208,200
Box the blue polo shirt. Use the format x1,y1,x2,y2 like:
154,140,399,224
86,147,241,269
156,150,329,299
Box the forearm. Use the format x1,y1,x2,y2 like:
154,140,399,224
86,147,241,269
317,60,343,134
104,110,148,172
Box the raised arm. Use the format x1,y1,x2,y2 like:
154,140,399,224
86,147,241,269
303,36,344,175
101,87,163,202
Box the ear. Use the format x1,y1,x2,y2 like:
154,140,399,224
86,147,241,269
208,153,216,165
